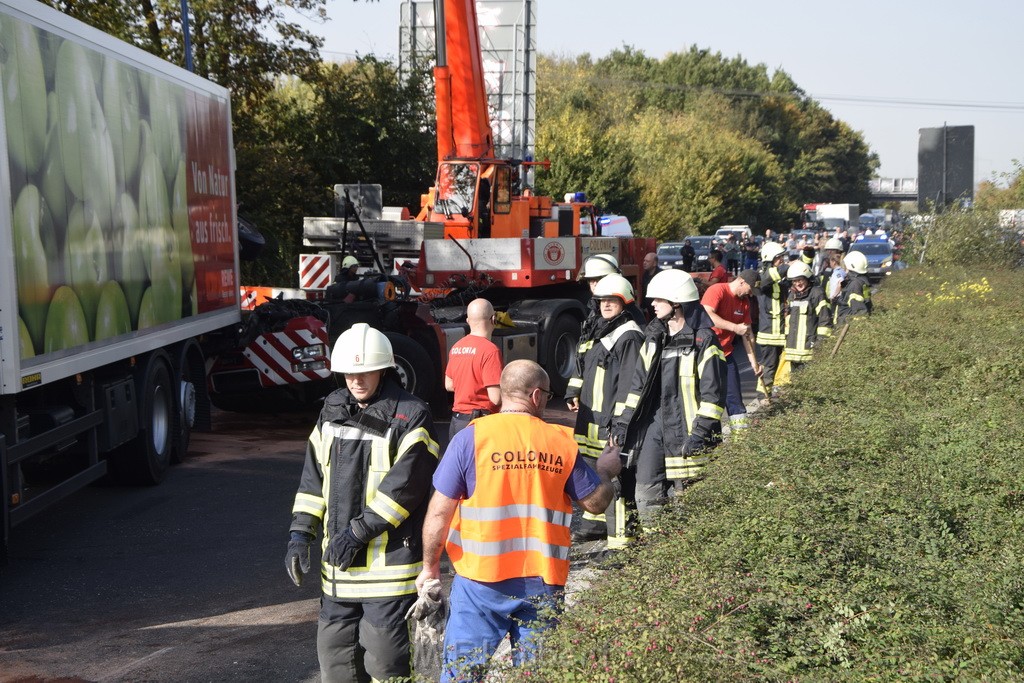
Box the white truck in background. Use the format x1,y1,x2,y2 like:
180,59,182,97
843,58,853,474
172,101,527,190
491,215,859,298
814,203,860,233
0,0,243,559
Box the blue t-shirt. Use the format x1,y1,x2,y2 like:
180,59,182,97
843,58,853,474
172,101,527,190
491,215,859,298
434,424,601,502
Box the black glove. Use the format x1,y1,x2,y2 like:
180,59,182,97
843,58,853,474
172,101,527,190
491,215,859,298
323,528,365,570
285,531,314,587
608,424,627,447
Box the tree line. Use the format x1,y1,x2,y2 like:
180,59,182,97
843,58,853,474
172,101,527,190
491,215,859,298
42,0,986,284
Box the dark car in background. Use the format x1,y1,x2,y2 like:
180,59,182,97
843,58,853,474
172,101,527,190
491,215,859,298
657,241,687,269
849,237,895,281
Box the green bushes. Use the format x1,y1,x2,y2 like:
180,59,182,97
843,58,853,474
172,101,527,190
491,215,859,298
902,209,1024,269
516,267,1024,681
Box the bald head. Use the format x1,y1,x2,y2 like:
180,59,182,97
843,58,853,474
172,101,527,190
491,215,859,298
643,252,657,272
466,298,495,337
500,359,550,410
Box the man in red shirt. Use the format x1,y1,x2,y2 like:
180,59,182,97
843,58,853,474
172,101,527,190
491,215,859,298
700,269,762,433
446,298,503,441
707,249,728,285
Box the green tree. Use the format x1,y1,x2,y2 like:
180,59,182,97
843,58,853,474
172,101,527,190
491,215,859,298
41,0,325,107
975,161,1024,210
624,111,787,240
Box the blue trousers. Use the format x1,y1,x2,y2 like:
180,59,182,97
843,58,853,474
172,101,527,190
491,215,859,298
442,575,563,682
724,352,746,418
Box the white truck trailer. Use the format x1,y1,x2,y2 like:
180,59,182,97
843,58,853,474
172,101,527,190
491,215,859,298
0,0,241,559
815,203,860,233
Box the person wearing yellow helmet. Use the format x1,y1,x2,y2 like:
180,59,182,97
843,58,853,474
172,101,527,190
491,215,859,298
784,261,832,368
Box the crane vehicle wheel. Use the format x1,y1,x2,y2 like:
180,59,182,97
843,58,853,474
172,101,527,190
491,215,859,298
113,352,173,485
543,314,580,397
385,333,437,404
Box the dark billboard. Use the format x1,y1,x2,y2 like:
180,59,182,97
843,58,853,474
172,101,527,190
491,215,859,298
918,125,974,212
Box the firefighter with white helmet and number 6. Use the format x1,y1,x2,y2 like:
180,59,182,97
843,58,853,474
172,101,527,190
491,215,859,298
285,322,440,683
611,269,726,529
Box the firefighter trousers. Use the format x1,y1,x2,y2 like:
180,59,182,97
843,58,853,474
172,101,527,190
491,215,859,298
317,595,415,683
634,409,671,528
757,343,783,391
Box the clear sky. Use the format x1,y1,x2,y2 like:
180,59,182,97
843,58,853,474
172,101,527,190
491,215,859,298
296,0,1024,186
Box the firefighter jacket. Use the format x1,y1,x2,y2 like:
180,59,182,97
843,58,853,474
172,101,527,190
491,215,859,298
785,285,832,363
290,377,440,601
614,308,727,476
756,263,790,347
834,273,873,326
446,413,577,586
566,313,643,458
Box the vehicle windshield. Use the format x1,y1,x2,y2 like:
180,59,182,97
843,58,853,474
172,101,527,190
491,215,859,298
435,162,480,216
690,237,714,249
851,242,892,256
658,245,682,256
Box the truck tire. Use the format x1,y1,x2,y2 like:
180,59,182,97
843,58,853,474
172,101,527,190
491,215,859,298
385,333,437,404
543,313,581,397
172,340,205,464
113,352,173,485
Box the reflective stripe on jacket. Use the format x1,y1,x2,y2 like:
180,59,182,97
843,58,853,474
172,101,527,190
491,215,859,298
615,313,727,475
446,413,577,586
290,379,439,601
570,318,643,458
785,286,832,363
834,273,872,326
756,264,789,346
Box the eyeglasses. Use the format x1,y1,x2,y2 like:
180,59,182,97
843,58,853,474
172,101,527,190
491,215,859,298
535,387,555,400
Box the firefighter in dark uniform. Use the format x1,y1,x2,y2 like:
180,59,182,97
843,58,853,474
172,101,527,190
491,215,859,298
835,251,873,326
285,322,440,683
784,261,832,368
612,269,726,529
566,274,644,547
755,241,790,399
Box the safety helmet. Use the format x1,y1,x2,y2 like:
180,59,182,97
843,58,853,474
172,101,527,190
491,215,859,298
341,255,359,269
760,242,786,263
824,237,844,252
593,274,635,304
843,251,868,275
330,322,395,374
579,253,620,279
646,269,699,304
787,261,813,281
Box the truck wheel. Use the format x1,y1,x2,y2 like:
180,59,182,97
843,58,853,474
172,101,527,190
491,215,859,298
113,352,173,485
386,333,437,404
172,341,204,464
543,314,580,397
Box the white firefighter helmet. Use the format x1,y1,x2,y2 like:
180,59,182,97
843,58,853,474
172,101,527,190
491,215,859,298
646,269,699,304
787,261,813,281
593,274,635,304
843,251,868,275
330,323,395,374
341,255,360,270
760,241,786,263
579,253,620,279
824,237,844,252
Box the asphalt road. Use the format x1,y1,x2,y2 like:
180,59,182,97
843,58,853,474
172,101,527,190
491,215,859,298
0,350,761,683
